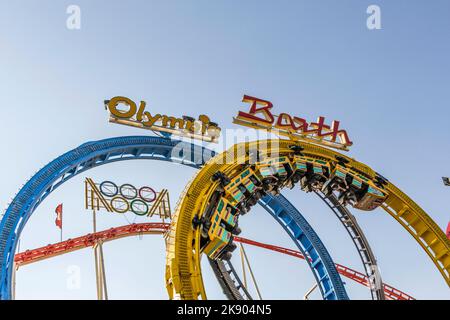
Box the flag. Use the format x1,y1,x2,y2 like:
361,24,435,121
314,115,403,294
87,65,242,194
446,222,450,240
55,204,63,229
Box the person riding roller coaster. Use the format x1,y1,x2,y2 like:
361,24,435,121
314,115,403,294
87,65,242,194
322,163,387,210
196,150,389,261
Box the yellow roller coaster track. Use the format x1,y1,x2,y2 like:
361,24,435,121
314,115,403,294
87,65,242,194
165,140,450,300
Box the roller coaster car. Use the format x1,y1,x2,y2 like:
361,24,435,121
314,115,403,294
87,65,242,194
202,221,235,261
354,185,387,211
255,156,295,191
200,197,242,260
323,164,387,210
223,168,265,212
292,155,331,192
201,208,240,260
211,171,231,188
215,198,241,234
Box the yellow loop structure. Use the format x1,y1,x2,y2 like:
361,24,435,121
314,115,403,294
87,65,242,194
165,140,450,300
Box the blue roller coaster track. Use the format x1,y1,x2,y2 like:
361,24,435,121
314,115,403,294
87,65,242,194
0,136,348,300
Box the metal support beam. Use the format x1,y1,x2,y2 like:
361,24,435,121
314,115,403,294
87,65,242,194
304,283,318,300
239,244,262,300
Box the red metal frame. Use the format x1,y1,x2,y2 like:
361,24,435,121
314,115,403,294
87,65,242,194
15,223,169,266
14,223,414,300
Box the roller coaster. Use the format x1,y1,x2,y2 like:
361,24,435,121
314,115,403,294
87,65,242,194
1,98,449,300
165,139,450,300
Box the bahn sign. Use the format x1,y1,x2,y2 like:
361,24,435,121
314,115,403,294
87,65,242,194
233,95,353,151
105,96,221,143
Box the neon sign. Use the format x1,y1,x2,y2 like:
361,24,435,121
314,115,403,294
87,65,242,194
233,95,353,151
105,96,221,143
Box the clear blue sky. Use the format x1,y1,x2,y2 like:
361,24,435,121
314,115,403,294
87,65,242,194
0,0,449,299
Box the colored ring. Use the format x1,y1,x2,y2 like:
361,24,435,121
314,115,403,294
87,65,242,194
139,186,157,203
120,184,138,200
130,199,149,216
99,181,118,197
110,196,130,213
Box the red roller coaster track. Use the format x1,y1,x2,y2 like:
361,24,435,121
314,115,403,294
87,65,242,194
233,236,414,300
14,223,414,300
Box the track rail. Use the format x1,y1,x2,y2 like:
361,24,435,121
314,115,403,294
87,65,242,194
258,194,348,300
209,259,253,300
165,140,450,299
233,236,414,300
14,223,169,267
1,136,346,300
316,192,384,300
13,223,413,300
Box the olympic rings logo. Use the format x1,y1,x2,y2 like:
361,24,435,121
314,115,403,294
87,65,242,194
99,181,157,216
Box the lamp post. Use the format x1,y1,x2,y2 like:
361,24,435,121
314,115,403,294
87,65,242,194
443,178,450,239
443,177,450,186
